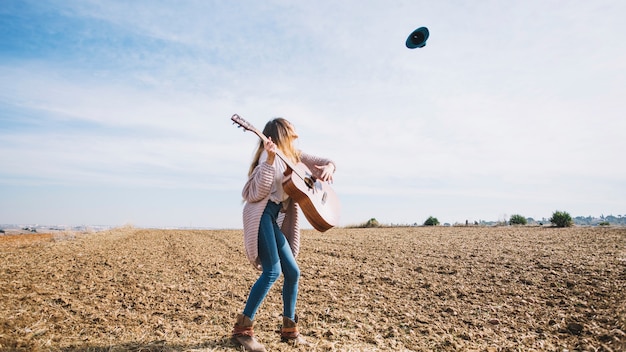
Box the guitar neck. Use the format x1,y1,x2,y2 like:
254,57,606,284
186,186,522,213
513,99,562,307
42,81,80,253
231,113,308,180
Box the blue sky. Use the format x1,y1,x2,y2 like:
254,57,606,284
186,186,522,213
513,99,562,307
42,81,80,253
1,0,625,228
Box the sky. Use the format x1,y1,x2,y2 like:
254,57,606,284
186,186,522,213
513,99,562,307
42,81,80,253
1,0,625,229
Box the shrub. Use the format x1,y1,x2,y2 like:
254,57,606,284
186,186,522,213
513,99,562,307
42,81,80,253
550,211,573,227
509,214,527,225
424,216,440,226
363,218,380,228
599,221,610,226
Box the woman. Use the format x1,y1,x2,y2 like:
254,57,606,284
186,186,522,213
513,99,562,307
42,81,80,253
231,118,336,352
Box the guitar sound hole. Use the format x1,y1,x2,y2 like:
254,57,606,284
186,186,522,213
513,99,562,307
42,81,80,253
304,177,314,189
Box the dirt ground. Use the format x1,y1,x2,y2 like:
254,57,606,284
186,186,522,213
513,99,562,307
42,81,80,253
1,226,625,351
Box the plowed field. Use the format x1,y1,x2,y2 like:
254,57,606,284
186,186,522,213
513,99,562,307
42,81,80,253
1,226,625,351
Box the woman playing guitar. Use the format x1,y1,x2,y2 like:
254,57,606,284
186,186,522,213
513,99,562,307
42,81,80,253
231,117,336,351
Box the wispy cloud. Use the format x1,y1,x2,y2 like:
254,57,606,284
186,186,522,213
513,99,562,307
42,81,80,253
1,0,625,227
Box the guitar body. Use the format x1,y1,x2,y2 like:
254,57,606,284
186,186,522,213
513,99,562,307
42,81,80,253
282,162,341,232
231,113,341,232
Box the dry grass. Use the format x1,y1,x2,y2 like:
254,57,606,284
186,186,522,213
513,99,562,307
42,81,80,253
1,226,625,351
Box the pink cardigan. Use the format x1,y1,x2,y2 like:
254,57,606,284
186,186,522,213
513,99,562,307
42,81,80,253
241,152,335,270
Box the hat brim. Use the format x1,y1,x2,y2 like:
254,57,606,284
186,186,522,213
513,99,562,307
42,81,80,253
406,27,429,49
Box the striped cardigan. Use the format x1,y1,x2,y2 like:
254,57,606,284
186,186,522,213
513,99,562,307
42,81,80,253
241,152,335,270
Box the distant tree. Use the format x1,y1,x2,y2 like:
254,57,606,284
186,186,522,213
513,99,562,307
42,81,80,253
509,214,527,225
574,216,593,225
606,215,618,224
424,216,440,226
550,210,573,228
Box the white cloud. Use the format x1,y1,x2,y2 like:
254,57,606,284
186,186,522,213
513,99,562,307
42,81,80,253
1,0,625,226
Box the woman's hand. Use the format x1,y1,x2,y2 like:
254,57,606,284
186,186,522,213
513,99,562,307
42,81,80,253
315,163,335,183
264,137,276,165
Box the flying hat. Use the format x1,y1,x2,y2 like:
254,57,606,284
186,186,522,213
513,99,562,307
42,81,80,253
406,27,429,49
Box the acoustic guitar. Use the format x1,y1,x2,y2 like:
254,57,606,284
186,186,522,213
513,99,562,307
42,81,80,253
231,114,340,232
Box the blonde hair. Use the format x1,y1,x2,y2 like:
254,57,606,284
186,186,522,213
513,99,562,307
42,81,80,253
248,118,301,176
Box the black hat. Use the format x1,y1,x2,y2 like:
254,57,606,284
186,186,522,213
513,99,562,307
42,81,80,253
406,27,429,49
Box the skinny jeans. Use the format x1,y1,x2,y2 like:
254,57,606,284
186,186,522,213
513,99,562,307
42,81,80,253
243,200,300,320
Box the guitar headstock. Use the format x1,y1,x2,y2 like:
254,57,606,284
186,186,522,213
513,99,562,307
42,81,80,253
231,114,254,132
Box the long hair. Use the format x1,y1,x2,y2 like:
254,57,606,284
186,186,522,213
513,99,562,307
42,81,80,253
248,118,301,176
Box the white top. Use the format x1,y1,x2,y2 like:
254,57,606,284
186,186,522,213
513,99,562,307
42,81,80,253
259,150,289,204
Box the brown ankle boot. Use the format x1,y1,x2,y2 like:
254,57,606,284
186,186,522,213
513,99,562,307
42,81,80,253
231,314,266,352
280,315,310,346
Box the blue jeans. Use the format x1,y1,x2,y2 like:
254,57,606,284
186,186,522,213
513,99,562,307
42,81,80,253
243,201,300,320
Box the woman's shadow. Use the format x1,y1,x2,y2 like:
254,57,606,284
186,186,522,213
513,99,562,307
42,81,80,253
59,337,236,351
